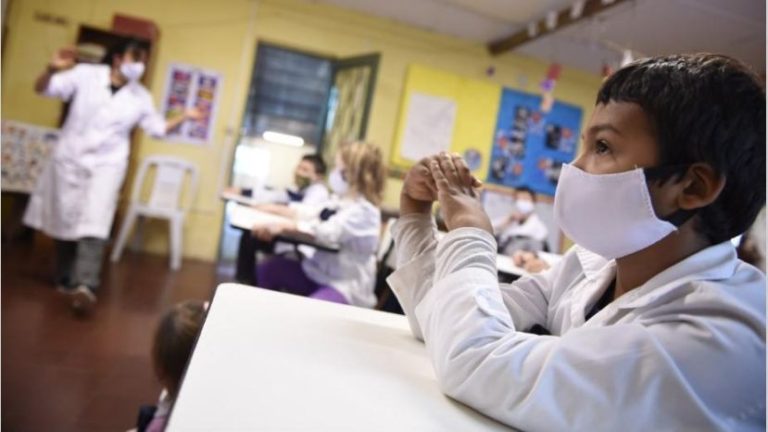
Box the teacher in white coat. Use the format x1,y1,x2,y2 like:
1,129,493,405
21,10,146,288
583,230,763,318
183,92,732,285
24,39,201,314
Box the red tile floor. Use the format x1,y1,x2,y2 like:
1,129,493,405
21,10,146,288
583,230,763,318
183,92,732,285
2,234,227,431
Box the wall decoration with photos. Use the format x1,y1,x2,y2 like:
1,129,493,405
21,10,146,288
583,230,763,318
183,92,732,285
487,87,582,196
161,63,222,145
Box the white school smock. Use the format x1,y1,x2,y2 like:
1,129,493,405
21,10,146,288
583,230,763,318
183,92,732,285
24,64,166,240
297,196,380,308
273,182,330,255
300,182,330,206
387,213,766,432
494,212,548,243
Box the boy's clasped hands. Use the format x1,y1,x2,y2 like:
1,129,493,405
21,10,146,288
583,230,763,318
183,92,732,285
401,152,493,235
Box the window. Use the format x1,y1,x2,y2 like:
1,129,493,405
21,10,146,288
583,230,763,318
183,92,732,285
240,43,333,148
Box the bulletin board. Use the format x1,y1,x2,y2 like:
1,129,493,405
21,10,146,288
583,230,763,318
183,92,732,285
486,88,582,196
390,64,500,180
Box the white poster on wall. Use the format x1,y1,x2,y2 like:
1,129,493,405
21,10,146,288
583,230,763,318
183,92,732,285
160,62,223,145
400,92,457,162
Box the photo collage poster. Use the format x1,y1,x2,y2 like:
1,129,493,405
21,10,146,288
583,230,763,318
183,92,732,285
487,88,582,196
161,63,222,145
1,120,58,193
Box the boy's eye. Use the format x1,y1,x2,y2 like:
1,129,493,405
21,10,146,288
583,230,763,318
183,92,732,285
595,140,610,155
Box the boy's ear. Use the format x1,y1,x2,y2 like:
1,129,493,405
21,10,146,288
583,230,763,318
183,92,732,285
678,163,725,210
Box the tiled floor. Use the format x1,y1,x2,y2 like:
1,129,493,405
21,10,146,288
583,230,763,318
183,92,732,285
2,234,227,432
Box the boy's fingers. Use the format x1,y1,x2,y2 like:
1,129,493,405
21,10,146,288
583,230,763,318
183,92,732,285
430,160,451,190
438,152,460,185
451,153,477,192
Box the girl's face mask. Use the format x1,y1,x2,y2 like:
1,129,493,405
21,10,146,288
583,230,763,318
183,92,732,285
328,168,348,195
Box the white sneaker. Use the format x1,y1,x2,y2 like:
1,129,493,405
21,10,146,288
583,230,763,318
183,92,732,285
71,285,97,314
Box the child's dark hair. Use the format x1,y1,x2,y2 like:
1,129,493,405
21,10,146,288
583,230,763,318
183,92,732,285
597,53,766,244
302,154,327,176
102,37,150,65
152,300,206,398
515,186,536,202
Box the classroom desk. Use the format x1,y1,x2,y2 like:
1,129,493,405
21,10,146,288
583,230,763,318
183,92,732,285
227,202,340,253
220,188,285,206
167,284,514,431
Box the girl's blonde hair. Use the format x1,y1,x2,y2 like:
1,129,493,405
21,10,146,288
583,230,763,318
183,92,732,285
339,141,386,206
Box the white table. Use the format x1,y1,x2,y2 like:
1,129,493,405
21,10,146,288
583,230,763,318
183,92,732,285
168,284,514,431
227,202,295,230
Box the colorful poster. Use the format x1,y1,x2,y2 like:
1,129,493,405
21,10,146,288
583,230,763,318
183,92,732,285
161,63,222,145
486,88,582,196
1,120,58,193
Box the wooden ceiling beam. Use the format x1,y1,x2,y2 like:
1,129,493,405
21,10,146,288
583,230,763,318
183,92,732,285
488,0,629,56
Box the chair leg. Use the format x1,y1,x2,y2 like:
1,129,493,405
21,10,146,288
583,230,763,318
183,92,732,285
110,208,137,263
169,216,183,271
130,216,145,252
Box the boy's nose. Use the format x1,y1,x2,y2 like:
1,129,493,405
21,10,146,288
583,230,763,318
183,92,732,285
571,153,587,170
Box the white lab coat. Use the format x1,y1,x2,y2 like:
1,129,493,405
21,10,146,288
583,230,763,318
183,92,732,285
493,212,549,254
388,214,766,431
297,196,380,308
24,63,166,240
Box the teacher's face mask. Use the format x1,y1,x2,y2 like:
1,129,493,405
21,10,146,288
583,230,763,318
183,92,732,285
554,163,694,259
120,61,145,82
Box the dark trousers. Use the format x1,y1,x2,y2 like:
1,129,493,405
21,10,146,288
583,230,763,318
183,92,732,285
234,231,274,285
55,237,107,290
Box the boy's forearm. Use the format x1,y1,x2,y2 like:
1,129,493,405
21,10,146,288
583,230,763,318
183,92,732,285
400,191,432,216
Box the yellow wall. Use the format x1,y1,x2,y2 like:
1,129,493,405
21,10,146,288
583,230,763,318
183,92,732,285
2,0,602,261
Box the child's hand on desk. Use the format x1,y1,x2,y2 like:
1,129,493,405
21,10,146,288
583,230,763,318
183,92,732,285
429,153,492,234
252,222,294,242
512,250,550,274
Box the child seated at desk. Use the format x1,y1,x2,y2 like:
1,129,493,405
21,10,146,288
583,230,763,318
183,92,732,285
136,300,207,432
252,141,385,308
387,54,765,430
233,154,329,283
491,186,549,255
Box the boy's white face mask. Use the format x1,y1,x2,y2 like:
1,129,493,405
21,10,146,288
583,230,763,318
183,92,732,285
554,163,692,259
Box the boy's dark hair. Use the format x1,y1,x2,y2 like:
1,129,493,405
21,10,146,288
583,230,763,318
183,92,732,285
152,300,206,398
302,154,327,176
597,53,766,244
515,186,536,202
102,37,150,65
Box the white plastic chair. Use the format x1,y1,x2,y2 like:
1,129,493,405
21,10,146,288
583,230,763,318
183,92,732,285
110,155,199,270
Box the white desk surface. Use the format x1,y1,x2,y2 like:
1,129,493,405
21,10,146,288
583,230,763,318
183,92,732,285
168,284,513,432
227,203,294,230
220,190,264,207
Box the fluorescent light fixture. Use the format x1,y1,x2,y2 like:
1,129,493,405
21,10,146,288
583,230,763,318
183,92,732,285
262,131,304,147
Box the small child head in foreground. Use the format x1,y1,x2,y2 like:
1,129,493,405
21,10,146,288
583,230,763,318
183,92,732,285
152,300,207,399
